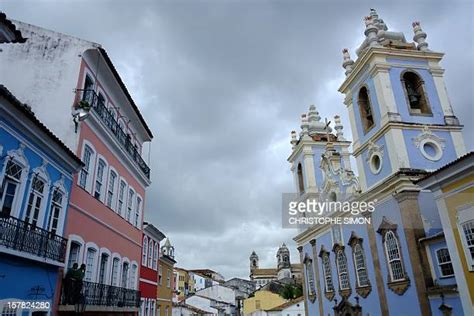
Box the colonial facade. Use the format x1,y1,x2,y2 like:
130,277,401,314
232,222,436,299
249,244,303,289
0,85,82,313
157,238,176,316
140,223,165,316
0,13,153,314
292,9,470,316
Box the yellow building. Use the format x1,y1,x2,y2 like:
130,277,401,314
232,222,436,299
419,152,474,315
174,267,190,301
243,283,287,316
157,238,176,316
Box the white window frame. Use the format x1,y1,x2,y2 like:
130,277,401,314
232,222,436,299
110,253,121,286
106,167,118,210
384,231,405,281
435,247,455,278
336,249,350,290
457,205,474,271
321,253,334,293
142,236,148,266
93,156,108,202
97,247,112,285
24,167,49,228
148,240,153,268
120,257,130,288
135,194,142,228
64,234,85,272
353,244,369,287
126,187,135,223
83,242,99,282
117,178,127,217
47,178,68,236
78,141,96,193
130,262,138,289
153,243,158,270
0,147,30,218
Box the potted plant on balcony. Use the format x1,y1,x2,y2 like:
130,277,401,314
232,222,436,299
76,100,92,111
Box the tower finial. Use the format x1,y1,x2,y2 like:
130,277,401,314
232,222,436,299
334,115,345,141
342,49,355,76
364,16,380,47
412,21,429,51
290,130,297,149
300,114,311,140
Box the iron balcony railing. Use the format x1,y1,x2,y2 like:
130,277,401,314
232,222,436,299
77,89,151,179
61,279,141,308
0,214,68,262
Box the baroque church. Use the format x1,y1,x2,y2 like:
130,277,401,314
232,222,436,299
291,9,473,316
249,244,303,288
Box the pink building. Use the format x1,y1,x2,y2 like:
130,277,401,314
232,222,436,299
0,14,153,315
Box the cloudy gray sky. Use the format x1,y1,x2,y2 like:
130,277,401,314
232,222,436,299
1,0,473,279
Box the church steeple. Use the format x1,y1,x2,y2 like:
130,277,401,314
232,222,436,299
339,9,465,192
249,251,259,272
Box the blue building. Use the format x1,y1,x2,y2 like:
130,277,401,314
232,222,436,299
0,84,83,315
292,9,468,316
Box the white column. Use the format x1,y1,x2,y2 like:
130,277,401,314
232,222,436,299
303,146,318,192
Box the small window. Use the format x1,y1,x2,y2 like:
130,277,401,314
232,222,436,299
111,258,120,286
305,258,316,296
148,241,153,267
142,237,148,266
82,75,94,104
121,262,129,288
135,196,142,227
436,248,454,277
153,243,158,270
79,145,94,190
127,189,134,222
106,170,117,208
167,270,171,288
158,265,163,285
357,86,375,133
98,253,109,284
117,180,126,216
297,163,304,194
402,71,431,115
461,219,474,268
94,159,107,200
130,264,138,289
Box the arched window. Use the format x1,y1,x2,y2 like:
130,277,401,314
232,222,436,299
85,247,97,282
130,263,138,289
79,144,95,190
336,249,350,290
320,251,334,296
24,175,46,226
67,242,81,270
297,163,304,194
153,243,158,270
0,160,24,217
111,257,120,286
48,188,64,235
148,240,154,267
384,231,405,281
357,86,375,133
135,196,142,227
304,256,316,298
127,188,134,222
98,253,109,284
402,71,431,115
142,236,148,266
106,170,117,208
353,244,369,287
94,158,107,200
117,179,127,216
121,262,129,288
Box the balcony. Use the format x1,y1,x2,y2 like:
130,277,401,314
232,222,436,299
60,279,141,311
0,214,68,263
77,89,151,179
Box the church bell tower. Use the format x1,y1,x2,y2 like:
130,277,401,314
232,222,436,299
339,9,466,191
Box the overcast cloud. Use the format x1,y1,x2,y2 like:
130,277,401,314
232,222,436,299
1,0,472,279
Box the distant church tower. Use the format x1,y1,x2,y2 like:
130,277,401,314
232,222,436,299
249,251,259,272
276,243,292,279
161,238,175,259
339,9,466,191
